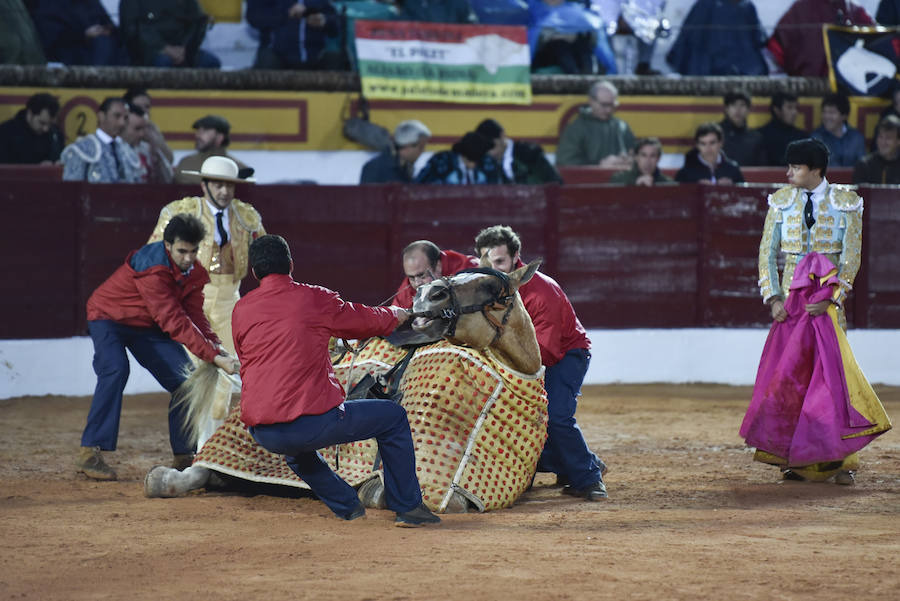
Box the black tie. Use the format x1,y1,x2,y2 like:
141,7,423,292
804,191,815,230
216,211,228,246
109,140,122,178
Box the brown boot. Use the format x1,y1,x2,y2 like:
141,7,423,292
171,453,194,471
76,446,117,481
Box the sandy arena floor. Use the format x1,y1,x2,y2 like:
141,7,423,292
1,384,898,601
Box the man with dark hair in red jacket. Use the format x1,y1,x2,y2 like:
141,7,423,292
475,225,608,501
391,240,479,309
76,213,238,481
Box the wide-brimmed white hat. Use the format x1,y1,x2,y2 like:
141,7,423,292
182,156,255,183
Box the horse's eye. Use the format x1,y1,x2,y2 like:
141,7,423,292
429,288,449,302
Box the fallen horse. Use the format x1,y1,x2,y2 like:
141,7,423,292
145,263,549,512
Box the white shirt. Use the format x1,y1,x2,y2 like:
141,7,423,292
805,177,829,219
206,198,231,246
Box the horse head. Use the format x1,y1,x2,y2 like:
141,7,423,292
411,261,542,374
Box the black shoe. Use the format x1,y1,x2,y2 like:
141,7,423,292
562,480,608,501
781,469,806,482
341,503,366,521
395,503,441,527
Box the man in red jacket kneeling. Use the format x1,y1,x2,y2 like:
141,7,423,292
77,214,238,481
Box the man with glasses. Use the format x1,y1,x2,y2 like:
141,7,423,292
555,80,635,169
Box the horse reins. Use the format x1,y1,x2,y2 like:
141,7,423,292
411,267,516,345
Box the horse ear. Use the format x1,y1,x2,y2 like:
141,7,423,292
478,249,491,268
509,259,541,289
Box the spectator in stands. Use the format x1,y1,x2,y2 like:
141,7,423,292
675,122,744,184
174,115,250,184
610,137,672,186
247,0,342,70
853,115,900,185
400,0,477,23
768,0,874,77
529,0,599,75
878,0,900,24
475,118,562,184
123,87,174,183
665,0,768,76
392,240,479,309
720,91,766,166
61,97,143,183
360,120,431,184
756,92,808,166
879,82,900,121
416,131,502,184
811,93,866,168
556,81,635,168
119,0,220,68
120,104,149,182
0,0,45,65
0,92,64,164
29,0,127,66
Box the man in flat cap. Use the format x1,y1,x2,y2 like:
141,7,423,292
174,115,251,184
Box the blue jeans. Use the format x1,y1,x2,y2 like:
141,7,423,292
250,399,422,519
537,348,606,488
151,49,221,69
81,320,193,454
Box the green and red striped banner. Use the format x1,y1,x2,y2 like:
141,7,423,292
354,20,532,105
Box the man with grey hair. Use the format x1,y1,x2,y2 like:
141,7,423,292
360,119,431,183
556,80,635,168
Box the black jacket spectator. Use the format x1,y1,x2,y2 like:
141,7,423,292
119,0,215,67
853,152,900,185
30,0,126,65
247,0,340,69
675,149,744,184
0,108,63,164
720,118,766,166
360,147,415,184
756,118,807,166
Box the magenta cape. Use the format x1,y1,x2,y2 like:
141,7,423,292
740,253,881,466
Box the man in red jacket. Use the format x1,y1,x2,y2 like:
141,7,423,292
475,225,607,501
232,234,440,526
391,240,479,308
77,214,238,481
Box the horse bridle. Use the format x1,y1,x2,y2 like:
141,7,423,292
411,267,515,345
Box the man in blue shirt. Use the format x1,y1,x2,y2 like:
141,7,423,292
811,93,866,168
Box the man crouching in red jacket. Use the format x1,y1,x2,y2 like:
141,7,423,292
77,213,239,481
233,234,440,527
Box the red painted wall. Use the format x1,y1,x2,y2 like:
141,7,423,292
2,182,898,339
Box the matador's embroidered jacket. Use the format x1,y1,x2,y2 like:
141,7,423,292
758,183,863,312
148,196,265,284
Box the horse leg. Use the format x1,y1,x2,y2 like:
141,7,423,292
144,465,211,498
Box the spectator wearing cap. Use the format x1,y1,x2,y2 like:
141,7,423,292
719,91,766,166
853,115,900,185
675,122,745,185
475,118,562,184
119,0,220,68
123,87,174,183
174,115,250,184
0,92,64,164
247,0,342,70
811,93,866,168
61,97,143,183
415,131,502,184
360,120,431,184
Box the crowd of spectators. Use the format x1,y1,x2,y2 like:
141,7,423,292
6,1,895,77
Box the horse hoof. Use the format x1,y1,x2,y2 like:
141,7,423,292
358,478,386,509
442,492,469,513
144,465,180,498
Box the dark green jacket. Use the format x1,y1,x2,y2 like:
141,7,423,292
120,0,208,65
609,165,673,185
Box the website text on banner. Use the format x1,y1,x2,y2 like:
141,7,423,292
354,20,532,105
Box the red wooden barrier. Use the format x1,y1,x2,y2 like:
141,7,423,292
558,166,855,185
1,181,897,339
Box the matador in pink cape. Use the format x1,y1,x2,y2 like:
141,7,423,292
741,252,891,483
